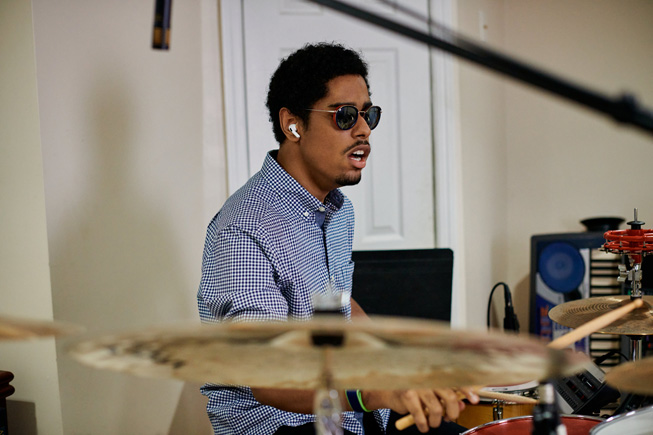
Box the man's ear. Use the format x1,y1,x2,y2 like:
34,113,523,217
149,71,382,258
279,108,301,142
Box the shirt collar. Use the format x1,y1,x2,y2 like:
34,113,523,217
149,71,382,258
261,150,345,213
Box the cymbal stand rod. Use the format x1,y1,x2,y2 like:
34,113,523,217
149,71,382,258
314,346,343,435
321,346,334,390
627,335,643,361
532,382,567,435
619,261,643,298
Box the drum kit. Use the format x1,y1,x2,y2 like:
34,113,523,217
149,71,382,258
2,212,652,434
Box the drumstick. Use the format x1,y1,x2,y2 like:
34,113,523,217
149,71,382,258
547,298,643,350
393,389,537,431
470,390,538,404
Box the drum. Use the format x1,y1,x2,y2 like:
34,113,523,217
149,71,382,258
456,381,538,429
462,415,603,435
590,406,653,435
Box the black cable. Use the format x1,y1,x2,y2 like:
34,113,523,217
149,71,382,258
594,349,630,365
487,281,520,332
487,282,508,330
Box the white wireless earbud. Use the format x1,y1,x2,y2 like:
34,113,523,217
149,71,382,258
289,124,300,138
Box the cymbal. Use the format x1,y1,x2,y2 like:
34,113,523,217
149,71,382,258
605,356,653,395
548,296,653,335
69,316,588,390
0,315,83,340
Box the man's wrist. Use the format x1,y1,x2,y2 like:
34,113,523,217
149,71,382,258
345,390,372,413
359,390,387,412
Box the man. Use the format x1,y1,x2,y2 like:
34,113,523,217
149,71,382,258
197,42,477,435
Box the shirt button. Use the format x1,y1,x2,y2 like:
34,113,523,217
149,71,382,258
318,206,326,212
303,211,310,217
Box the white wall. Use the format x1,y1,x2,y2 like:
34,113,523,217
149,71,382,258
456,0,653,328
503,0,653,328
456,0,509,329
0,0,223,433
0,1,63,433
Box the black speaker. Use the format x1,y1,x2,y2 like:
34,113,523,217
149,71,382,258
352,249,453,322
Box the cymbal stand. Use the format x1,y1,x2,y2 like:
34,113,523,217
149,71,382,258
532,382,567,435
312,328,344,435
602,208,653,361
532,351,567,435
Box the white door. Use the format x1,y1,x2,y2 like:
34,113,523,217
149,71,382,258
222,0,445,251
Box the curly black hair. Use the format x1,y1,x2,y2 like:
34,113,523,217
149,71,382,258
266,42,370,144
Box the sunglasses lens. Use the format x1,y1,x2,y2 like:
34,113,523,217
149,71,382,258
365,106,381,130
335,106,359,130
332,105,382,130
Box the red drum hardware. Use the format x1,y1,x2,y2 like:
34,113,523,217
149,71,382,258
550,209,653,360
601,208,653,360
543,209,653,435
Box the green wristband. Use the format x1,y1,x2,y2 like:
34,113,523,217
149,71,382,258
356,390,372,413
345,390,358,412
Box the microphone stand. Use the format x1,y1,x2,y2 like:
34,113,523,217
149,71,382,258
307,0,653,137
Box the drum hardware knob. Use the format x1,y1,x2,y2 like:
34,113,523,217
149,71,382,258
491,400,504,421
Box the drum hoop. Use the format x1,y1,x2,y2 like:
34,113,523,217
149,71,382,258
590,405,653,432
477,397,535,404
483,380,540,393
465,414,604,433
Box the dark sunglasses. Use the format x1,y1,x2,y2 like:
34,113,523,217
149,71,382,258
306,105,382,130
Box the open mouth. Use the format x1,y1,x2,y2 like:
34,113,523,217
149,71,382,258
346,143,370,169
350,150,365,162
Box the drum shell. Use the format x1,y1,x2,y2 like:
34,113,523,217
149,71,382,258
462,415,603,435
456,402,535,429
457,382,539,429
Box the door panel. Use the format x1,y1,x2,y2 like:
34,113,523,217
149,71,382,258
239,0,435,250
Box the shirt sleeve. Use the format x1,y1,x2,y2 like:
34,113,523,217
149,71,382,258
199,224,289,322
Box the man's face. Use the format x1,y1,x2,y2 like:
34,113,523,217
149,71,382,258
296,74,373,199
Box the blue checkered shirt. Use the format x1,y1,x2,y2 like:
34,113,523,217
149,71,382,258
197,151,389,434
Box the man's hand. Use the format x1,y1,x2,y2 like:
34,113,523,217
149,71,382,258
363,388,479,433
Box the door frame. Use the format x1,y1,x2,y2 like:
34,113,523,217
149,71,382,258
217,0,467,325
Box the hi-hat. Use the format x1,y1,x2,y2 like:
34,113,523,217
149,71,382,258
605,356,653,395
69,316,588,390
548,296,653,335
0,315,83,340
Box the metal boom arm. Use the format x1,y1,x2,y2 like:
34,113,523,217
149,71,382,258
308,0,653,137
